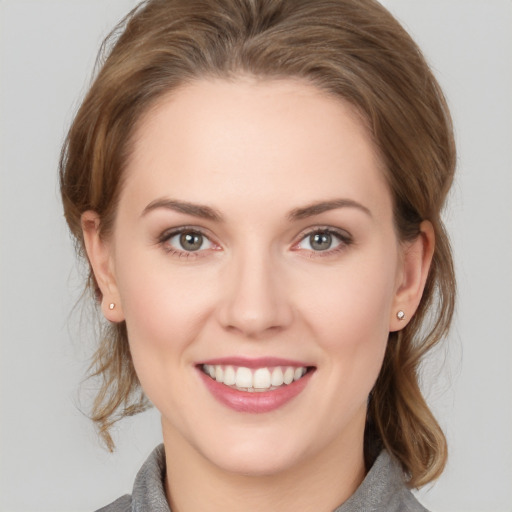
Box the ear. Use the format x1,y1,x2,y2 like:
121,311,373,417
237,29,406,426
81,211,124,322
389,220,435,332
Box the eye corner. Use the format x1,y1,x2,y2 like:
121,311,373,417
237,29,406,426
292,226,353,257
157,226,222,258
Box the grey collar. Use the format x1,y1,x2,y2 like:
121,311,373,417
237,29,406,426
130,444,427,512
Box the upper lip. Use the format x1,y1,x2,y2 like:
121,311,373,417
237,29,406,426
197,357,313,368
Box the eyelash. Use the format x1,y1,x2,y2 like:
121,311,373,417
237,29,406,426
293,227,353,258
158,227,218,259
157,226,353,259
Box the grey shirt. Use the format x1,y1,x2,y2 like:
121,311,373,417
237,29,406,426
96,444,429,512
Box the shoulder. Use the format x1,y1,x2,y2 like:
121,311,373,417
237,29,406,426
95,494,132,512
94,444,169,512
400,490,430,512
334,451,430,512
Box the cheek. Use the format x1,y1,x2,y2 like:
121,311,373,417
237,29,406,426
114,259,217,413
113,245,217,367
298,250,397,399
303,256,397,349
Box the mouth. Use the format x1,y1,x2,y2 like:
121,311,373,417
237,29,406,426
200,364,313,392
197,357,316,412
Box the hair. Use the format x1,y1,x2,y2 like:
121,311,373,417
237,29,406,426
60,0,456,488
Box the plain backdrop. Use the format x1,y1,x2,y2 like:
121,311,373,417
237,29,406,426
1,1,511,511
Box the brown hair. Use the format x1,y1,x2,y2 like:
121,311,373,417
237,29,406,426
60,0,456,487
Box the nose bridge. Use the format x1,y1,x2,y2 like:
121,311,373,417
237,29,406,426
217,240,292,336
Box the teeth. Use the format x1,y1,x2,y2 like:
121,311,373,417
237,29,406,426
271,367,284,386
253,368,271,389
294,367,305,380
236,367,252,388
202,364,308,391
223,365,236,385
283,367,294,385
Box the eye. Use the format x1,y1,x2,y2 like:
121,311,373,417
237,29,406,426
305,232,337,251
163,229,215,253
295,228,351,254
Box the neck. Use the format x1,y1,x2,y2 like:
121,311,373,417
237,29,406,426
162,421,366,512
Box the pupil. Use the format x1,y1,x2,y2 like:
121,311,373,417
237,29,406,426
310,232,331,251
180,232,202,251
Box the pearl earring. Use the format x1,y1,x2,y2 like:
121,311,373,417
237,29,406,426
109,303,115,310
396,310,405,321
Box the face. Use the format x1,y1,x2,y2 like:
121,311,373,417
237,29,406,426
89,79,413,476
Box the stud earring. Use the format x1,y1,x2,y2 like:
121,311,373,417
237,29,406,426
396,310,405,321
109,303,115,310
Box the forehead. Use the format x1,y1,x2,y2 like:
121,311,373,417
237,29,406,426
122,78,391,220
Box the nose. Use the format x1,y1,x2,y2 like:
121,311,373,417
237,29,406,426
216,248,294,338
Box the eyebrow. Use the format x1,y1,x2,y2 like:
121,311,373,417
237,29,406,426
141,198,223,222
288,199,372,221
141,197,371,223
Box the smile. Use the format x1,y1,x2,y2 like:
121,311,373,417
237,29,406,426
197,358,315,413
202,364,308,392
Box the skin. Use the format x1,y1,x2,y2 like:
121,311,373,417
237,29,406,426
83,78,434,512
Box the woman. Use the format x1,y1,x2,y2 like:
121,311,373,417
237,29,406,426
60,0,456,510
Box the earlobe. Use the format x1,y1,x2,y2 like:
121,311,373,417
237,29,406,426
390,220,435,332
81,211,124,322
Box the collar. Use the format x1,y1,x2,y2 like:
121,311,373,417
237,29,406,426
130,444,425,512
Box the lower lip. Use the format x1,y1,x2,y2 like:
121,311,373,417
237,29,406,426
198,369,313,413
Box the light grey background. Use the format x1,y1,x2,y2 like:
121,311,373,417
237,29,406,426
1,1,511,511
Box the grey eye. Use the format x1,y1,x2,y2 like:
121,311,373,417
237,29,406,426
296,230,345,253
165,230,213,252
309,232,333,251
179,232,204,251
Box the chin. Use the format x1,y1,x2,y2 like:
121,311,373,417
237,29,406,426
192,424,314,477
208,444,302,477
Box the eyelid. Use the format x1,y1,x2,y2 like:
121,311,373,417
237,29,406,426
156,224,352,258
291,226,353,254
157,225,221,256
